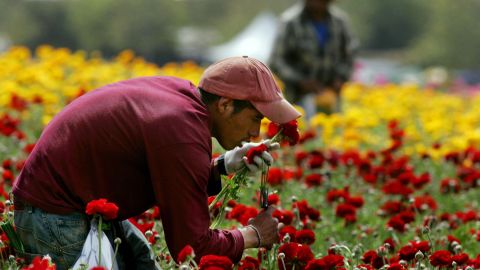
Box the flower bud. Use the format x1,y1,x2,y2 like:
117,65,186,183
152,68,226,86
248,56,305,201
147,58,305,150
465,266,473,270
114,237,122,245
145,230,153,238
283,233,291,243
453,244,462,253
9,255,15,262
415,250,424,260
7,211,13,218
291,196,298,203
451,261,457,268
179,265,189,270
5,200,12,207
278,252,285,259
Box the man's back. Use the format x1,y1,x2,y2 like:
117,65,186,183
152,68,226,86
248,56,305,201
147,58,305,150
13,76,212,219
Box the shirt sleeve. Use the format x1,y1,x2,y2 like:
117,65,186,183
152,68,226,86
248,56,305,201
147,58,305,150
146,142,244,263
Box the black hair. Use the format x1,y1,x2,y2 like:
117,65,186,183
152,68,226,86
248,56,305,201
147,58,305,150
199,87,254,114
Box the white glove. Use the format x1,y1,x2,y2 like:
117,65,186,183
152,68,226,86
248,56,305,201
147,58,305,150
224,140,280,174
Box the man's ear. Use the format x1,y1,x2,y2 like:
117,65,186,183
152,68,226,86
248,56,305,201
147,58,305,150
217,97,234,117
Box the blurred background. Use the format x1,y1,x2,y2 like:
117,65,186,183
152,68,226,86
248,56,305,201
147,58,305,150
1,0,479,87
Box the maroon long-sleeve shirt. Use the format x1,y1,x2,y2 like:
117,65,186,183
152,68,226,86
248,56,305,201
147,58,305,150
13,76,244,262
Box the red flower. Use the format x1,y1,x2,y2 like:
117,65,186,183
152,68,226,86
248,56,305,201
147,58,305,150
398,245,415,261
440,178,461,193
280,120,300,146
85,198,119,220
429,250,452,267
198,255,233,270
21,256,56,270
278,243,314,270
90,267,107,270
274,209,295,226
238,256,260,270
227,204,258,225
451,253,469,265
335,203,356,218
279,225,297,242
387,216,406,232
304,254,344,270
245,144,268,164
361,250,385,268
412,195,437,212
380,201,405,216
177,245,195,263
304,174,323,187
268,193,280,205
267,167,284,186
345,196,364,208
382,181,413,197
295,229,316,245
386,262,405,270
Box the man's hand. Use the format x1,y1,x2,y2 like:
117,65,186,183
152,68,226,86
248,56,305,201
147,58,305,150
224,140,280,174
240,206,282,249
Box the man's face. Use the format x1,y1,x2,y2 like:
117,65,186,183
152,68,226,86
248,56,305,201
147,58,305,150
305,0,331,16
216,106,264,150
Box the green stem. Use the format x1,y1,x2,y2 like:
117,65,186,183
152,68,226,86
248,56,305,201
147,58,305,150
98,216,103,266
111,240,120,270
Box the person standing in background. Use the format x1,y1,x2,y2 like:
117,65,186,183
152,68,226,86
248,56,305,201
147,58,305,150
269,0,358,119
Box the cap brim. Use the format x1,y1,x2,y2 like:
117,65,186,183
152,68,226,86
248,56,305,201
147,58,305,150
252,98,302,124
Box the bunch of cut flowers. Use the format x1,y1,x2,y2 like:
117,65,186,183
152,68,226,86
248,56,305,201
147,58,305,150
209,120,299,228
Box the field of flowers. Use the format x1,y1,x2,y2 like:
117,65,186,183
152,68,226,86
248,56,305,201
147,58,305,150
0,46,479,269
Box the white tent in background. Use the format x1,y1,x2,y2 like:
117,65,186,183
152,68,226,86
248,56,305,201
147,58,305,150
205,12,279,63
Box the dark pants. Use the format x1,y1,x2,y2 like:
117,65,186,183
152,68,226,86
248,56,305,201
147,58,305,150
14,202,160,270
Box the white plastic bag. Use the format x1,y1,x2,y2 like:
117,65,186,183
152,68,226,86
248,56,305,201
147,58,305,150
72,219,118,270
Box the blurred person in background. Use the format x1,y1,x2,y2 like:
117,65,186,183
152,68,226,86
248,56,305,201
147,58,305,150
269,0,358,119
12,56,300,270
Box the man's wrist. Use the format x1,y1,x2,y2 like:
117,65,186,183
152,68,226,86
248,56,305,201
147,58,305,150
240,225,261,249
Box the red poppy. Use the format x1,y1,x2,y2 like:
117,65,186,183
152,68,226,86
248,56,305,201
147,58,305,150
274,209,294,226
267,168,284,186
386,262,405,270
345,196,364,208
335,203,356,218
398,245,415,261
279,225,297,242
440,178,461,193
304,174,323,187
238,256,260,270
85,198,119,220
451,253,469,265
412,195,437,212
21,256,56,270
429,250,452,267
380,201,405,216
198,255,233,270
245,144,268,164
280,120,300,146
382,180,413,197
387,216,406,232
304,254,344,270
295,229,315,245
177,245,195,263
278,243,314,270
267,193,280,205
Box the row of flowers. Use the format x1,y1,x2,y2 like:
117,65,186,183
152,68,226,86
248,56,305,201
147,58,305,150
0,46,479,269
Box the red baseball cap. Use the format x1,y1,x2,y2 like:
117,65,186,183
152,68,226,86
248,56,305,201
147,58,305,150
199,56,301,124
